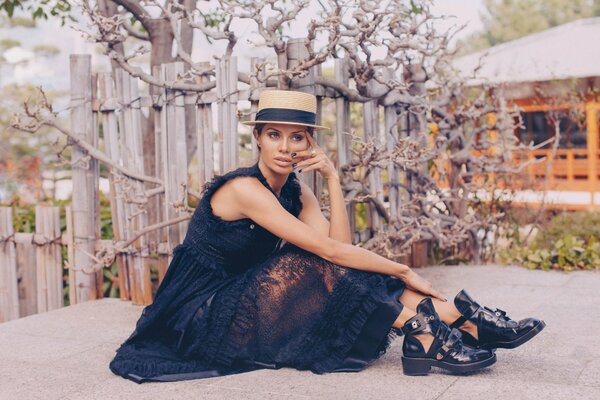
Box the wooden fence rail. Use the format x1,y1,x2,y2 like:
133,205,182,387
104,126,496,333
0,206,63,323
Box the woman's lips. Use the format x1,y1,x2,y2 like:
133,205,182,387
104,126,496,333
274,157,292,165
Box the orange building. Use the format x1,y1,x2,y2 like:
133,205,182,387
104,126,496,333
455,18,600,210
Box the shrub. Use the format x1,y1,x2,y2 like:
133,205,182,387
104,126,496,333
498,211,600,271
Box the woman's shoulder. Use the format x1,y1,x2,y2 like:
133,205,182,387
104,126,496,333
201,164,260,196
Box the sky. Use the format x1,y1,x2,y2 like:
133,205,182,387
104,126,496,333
0,0,485,93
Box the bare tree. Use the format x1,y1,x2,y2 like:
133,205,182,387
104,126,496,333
13,0,550,268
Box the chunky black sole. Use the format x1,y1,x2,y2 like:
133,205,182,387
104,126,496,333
478,320,546,350
401,353,497,376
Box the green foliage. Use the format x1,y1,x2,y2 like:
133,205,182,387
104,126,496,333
0,0,75,25
5,15,34,27
354,202,368,231
9,199,35,232
499,211,600,271
500,235,600,271
32,44,60,57
535,212,600,245
457,0,600,55
0,37,20,49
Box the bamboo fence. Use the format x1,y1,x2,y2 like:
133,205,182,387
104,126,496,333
0,206,64,323
2,43,423,315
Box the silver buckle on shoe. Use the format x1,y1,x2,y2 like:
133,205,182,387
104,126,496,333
436,344,450,360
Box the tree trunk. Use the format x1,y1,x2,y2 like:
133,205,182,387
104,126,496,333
180,0,198,163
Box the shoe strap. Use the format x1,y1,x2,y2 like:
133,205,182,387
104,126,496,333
454,302,485,326
484,306,511,321
449,315,468,330
433,327,463,360
400,313,433,336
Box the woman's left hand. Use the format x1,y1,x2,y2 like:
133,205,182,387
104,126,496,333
291,133,338,180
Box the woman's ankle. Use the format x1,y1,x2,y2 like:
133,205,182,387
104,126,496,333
459,320,478,340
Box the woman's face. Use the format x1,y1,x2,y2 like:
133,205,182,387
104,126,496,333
255,123,311,173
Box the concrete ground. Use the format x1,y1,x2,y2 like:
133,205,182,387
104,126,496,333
1,264,599,400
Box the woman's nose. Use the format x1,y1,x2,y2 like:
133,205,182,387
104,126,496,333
279,137,289,152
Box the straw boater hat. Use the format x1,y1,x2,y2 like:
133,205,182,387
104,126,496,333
242,90,329,130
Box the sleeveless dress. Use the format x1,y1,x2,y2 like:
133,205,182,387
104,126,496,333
109,162,406,383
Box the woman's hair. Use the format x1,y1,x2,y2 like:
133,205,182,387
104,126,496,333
253,123,314,152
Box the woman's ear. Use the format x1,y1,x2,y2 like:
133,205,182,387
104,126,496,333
253,129,261,149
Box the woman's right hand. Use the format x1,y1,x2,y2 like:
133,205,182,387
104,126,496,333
401,267,446,302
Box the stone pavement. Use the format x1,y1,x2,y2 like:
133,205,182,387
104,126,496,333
1,264,599,400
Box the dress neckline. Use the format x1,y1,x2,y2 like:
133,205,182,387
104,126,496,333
253,162,294,199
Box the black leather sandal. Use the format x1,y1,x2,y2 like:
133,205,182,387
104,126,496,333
397,297,496,376
450,289,546,350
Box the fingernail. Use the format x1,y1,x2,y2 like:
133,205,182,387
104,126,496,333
291,152,296,157
298,169,302,173
292,162,297,167
444,298,448,302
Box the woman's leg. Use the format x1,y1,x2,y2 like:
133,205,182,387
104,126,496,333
399,288,479,340
391,295,496,376
391,305,434,352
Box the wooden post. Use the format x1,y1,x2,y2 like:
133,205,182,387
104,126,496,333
287,38,318,194
98,72,130,301
114,69,139,303
91,73,104,300
334,58,355,236
567,151,574,182
216,57,239,173
404,63,429,265
115,68,152,305
35,206,63,312
65,205,75,304
363,98,383,231
15,232,37,317
69,54,99,304
0,207,19,322
383,69,400,219
161,62,189,256
586,101,599,208
197,61,215,186
314,64,325,197
249,58,267,162
153,65,169,285
384,104,400,219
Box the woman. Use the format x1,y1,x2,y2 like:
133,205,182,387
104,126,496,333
109,90,545,383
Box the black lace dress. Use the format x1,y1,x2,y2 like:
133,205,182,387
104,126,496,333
109,162,406,383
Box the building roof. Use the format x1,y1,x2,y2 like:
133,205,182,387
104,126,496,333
453,17,600,85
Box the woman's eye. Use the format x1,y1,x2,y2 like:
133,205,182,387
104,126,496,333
268,132,279,139
293,135,304,141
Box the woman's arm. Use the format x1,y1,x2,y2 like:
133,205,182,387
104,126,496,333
231,177,445,301
297,178,352,244
294,133,352,243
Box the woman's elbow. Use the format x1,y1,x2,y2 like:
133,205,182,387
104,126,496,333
320,238,344,264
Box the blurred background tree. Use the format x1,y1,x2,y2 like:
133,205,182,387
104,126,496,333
0,84,66,202
457,0,600,54
0,0,68,202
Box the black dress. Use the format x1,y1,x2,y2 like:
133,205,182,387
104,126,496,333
109,162,406,383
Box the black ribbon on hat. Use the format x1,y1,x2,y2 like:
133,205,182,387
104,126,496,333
255,108,316,125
